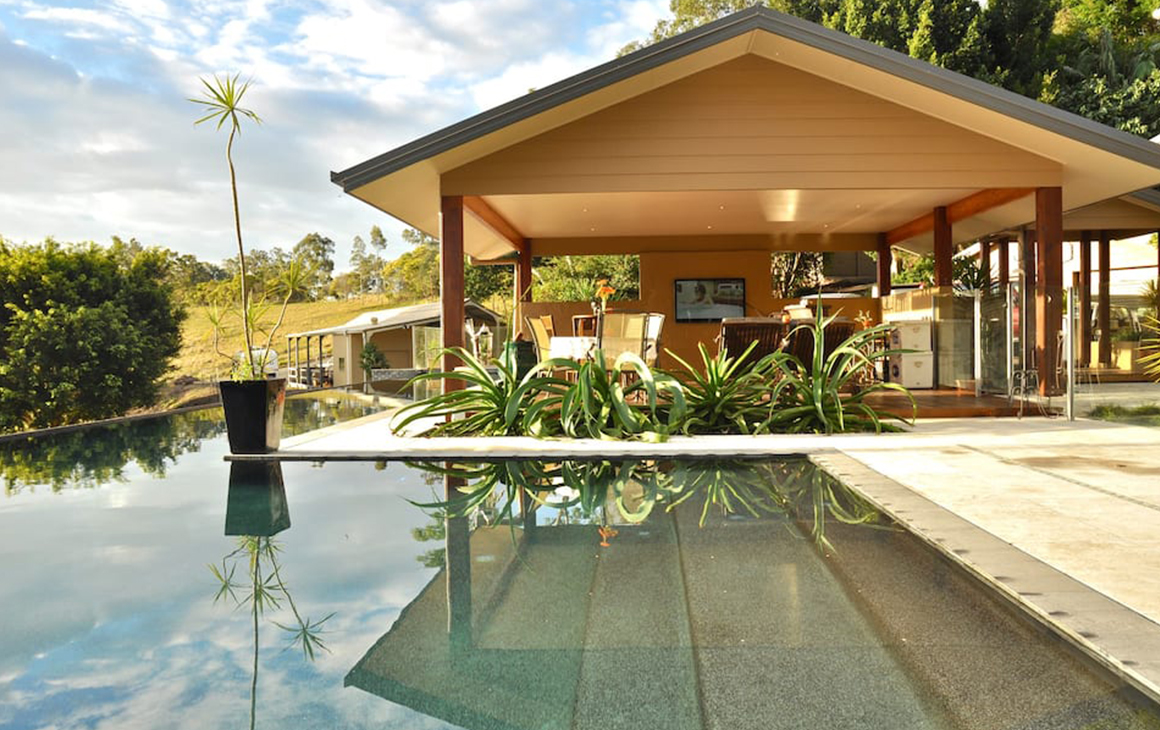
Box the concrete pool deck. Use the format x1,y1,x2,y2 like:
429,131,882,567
233,412,1160,703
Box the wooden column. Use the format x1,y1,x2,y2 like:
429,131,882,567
876,233,892,296
1079,231,1093,366
441,195,466,392
1035,187,1063,396
515,248,533,331
1098,231,1112,367
1020,228,1036,370
997,238,1010,287
980,239,992,286
933,206,953,288
305,336,312,387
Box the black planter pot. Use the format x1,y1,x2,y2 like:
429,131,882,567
225,461,290,537
219,378,287,454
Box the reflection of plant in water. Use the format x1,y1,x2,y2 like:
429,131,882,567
769,460,884,552
412,509,447,568
405,459,887,549
211,536,334,730
1,408,226,495
667,460,789,525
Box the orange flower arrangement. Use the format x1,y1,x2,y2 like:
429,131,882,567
594,278,616,312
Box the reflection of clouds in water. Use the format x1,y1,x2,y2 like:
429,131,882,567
0,457,457,728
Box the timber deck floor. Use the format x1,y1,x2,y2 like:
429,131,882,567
862,388,1029,418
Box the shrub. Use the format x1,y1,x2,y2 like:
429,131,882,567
663,341,777,434
761,316,915,434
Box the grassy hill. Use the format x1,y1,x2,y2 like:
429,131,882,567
172,293,414,382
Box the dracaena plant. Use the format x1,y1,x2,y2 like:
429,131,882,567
191,73,265,379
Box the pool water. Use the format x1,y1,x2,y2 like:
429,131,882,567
0,407,1157,730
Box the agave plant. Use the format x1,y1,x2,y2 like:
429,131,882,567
551,350,687,441
663,341,779,434
1138,313,1160,381
390,343,570,437
761,315,916,434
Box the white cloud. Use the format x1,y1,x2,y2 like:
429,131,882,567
0,0,669,266
21,5,132,32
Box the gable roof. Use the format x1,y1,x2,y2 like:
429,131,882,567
333,6,1160,192
332,6,1160,252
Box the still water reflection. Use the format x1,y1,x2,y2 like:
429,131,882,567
1,407,1158,730
0,391,381,494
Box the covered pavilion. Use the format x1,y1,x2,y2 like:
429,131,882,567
331,6,1160,396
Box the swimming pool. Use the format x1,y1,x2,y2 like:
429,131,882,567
1,405,1156,729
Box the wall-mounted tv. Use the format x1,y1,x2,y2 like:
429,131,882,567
674,278,745,323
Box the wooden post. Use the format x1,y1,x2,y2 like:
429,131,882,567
305,336,312,387
1079,231,1092,366
1098,231,1112,367
933,206,953,288
876,233,892,296
998,238,1010,287
516,248,533,333
1020,228,1036,370
980,239,992,286
441,195,466,392
1035,187,1063,396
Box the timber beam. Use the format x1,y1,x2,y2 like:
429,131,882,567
464,195,526,253
886,188,1035,246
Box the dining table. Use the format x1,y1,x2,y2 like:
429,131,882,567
548,335,599,361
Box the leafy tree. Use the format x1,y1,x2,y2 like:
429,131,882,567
980,0,1060,98
0,240,186,430
291,232,335,299
379,228,514,304
771,251,823,298
350,226,388,294
532,255,640,302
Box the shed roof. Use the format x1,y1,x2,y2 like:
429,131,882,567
285,300,500,339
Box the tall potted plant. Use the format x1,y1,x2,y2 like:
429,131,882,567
192,74,286,454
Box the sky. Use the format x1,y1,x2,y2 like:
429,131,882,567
0,0,669,269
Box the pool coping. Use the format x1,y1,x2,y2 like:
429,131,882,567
812,451,1160,708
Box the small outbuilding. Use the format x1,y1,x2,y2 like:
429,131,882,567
284,300,501,390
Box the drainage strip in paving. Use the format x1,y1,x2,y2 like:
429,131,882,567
812,451,1160,707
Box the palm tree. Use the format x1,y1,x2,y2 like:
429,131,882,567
190,74,262,377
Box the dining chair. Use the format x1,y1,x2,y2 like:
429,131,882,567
525,316,551,361
719,318,787,362
573,314,597,337
539,315,556,339
600,311,648,369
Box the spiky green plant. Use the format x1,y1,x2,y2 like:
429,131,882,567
552,350,687,441
761,315,916,434
190,73,262,377
1138,313,1160,381
390,343,570,436
663,341,779,434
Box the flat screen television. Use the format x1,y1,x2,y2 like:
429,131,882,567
673,278,745,323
